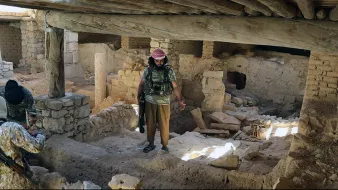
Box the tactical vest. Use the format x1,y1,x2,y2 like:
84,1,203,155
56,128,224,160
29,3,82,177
144,65,173,96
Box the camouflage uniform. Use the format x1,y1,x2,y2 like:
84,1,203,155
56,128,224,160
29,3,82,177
0,121,45,189
0,86,36,123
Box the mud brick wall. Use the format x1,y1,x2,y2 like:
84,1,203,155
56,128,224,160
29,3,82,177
121,36,150,49
285,52,338,188
20,20,44,70
0,22,22,66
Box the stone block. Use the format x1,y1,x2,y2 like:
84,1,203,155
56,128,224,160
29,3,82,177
68,32,78,42
231,97,243,106
64,124,74,132
43,117,65,133
224,93,231,104
203,71,223,78
74,96,82,106
82,96,90,105
77,118,89,126
109,174,141,190
74,104,90,118
83,181,101,190
51,110,68,118
201,94,225,112
243,145,260,160
46,100,63,110
60,99,74,107
42,110,50,117
3,71,13,78
209,112,241,125
150,41,159,48
65,117,74,125
209,154,239,170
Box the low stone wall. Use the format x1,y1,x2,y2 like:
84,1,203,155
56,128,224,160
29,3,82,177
0,61,14,80
34,93,90,141
86,102,139,141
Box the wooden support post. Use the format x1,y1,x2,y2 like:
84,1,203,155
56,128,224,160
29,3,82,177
95,53,107,107
46,27,65,98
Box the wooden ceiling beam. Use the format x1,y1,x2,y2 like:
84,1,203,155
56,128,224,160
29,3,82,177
36,10,338,53
230,0,272,16
296,0,315,19
256,0,297,18
163,0,220,14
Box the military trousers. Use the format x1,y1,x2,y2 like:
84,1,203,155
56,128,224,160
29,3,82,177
145,101,170,147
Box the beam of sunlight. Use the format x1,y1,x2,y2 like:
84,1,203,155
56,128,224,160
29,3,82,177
208,142,236,159
265,127,273,140
291,127,298,134
181,147,210,161
274,127,289,137
131,104,139,116
181,142,237,161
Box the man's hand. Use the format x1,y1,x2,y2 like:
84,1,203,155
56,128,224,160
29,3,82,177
178,100,186,111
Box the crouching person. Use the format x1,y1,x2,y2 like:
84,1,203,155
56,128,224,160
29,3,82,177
0,96,45,189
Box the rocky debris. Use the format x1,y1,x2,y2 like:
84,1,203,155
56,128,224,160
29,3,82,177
329,174,337,181
108,174,141,189
225,110,249,121
223,104,237,111
190,108,207,129
231,97,243,106
210,123,240,132
272,177,295,189
39,172,67,189
243,145,260,160
224,93,232,104
30,166,49,182
83,181,101,189
260,141,273,150
209,112,241,125
209,154,240,170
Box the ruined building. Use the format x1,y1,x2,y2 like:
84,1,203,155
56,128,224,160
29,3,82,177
0,0,337,189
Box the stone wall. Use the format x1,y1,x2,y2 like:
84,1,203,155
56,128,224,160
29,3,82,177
20,20,44,70
121,36,150,49
285,52,338,188
179,54,221,106
0,22,22,66
201,71,225,111
202,41,214,58
86,102,138,141
78,43,149,74
226,52,309,114
64,30,85,79
34,93,91,141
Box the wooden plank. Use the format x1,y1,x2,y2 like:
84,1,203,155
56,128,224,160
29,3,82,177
296,0,315,19
46,27,65,98
37,11,338,53
257,0,297,18
230,0,272,16
195,128,230,136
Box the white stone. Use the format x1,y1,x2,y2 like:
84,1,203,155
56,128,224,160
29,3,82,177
109,174,141,190
83,181,101,189
68,32,78,42
209,154,239,170
225,110,248,121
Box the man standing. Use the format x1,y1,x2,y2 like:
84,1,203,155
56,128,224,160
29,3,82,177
137,48,185,153
0,96,45,189
0,80,36,126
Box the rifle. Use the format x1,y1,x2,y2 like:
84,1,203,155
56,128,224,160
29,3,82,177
0,148,38,184
138,91,146,133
